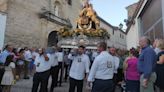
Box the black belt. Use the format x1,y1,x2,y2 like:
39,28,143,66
95,79,113,81
36,69,50,74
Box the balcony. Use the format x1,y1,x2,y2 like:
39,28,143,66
39,11,72,28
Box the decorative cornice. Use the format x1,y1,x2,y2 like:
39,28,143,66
39,11,72,28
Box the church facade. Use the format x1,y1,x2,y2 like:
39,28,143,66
0,0,81,48
0,0,127,49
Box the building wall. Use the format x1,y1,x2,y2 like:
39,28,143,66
99,21,114,46
4,0,81,48
99,19,127,49
113,29,127,49
0,13,7,49
137,0,164,41
127,0,164,50
162,0,164,35
126,18,139,50
0,0,7,12
126,0,147,50
126,2,138,20
139,0,163,41
62,0,82,28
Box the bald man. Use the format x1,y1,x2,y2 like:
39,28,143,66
137,36,157,92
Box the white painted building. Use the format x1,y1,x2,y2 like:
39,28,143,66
125,2,139,50
126,23,139,50
126,0,164,50
98,17,127,49
113,28,126,49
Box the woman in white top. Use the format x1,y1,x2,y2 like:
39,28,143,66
1,55,16,92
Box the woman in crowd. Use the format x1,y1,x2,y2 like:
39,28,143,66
16,49,25,79
123,48,140,92
155,39,164,92
1,55,16,92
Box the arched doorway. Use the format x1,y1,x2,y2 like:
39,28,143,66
48,31,58,47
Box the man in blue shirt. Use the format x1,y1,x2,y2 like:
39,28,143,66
138,36,157,92
0,45,13,64
0,45,13,92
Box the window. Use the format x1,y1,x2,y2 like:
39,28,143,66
155,21,164,39
140,0,164,39
54,5,59,16
68,0,72,5
140,0,162,33
113,30,114,35
122,35,124,39
54,1,61,16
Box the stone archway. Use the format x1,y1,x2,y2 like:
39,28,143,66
48,31,58,47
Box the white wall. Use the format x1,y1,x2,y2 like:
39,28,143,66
99,21,114,47
100,20,127,49
126,20,139,50
114,29,127,49
126,0,149,50
0,13,7,49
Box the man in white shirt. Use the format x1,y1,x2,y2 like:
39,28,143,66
69,45,90,92
24,47,32,62
56,47,64,86
30,48,39,76
68,49,78,67
92,50,98,61
91,50,98,66
24,47,32,79
109,47,120,92
88,42,115,92
49,47,59,92
32,48,51,92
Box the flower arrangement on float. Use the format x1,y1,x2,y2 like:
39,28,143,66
57,27,110,39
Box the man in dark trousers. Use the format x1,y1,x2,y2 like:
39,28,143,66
137,36,157,92
69,46,90,92
32,48,51,92
88,42,115,92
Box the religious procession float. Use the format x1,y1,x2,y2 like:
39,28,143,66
57,1,110,49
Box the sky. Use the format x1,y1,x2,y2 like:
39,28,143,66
90,0,139,29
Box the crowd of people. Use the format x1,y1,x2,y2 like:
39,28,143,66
0,36,163,92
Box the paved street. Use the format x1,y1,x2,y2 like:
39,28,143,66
11,77,91,92
11,77,70,92
11,77,121,92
